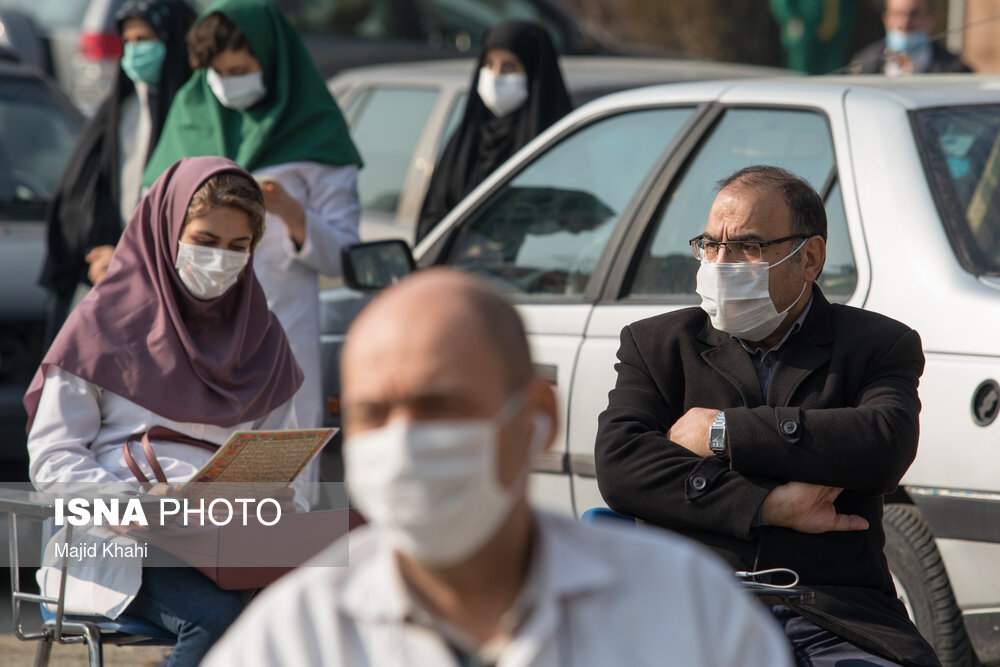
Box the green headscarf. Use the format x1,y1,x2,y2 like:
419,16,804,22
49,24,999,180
143,0,361,186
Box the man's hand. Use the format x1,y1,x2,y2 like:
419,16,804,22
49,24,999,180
762,482,869,534
667,407,719,458
85,245,115,284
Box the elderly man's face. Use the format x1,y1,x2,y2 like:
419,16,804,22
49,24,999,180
342,293,542,488
703,186,811,315
884,0,936,34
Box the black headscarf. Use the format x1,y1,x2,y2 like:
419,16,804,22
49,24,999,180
415,20,571,243
39,0,196,307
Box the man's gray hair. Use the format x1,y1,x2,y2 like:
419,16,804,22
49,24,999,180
717,165,828,241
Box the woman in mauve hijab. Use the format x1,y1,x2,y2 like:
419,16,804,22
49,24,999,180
24,156,305,666
415,19,572,243
143,0,363,438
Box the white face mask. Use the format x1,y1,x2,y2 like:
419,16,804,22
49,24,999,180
174,241,249,300
344,391,551,567
696,240,808,342
206,68,267,110
477,68,529,118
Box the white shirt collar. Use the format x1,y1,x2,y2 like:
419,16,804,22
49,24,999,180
338,510,615,626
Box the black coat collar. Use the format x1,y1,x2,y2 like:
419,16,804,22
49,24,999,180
696,284,834,407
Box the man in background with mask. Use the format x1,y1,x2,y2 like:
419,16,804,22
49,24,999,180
847,0,971,75
595,166,940,666
204,268,792,666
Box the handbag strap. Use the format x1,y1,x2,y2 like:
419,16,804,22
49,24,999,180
122,426,218,485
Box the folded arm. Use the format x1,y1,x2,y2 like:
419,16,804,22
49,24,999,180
726,328,924,495
595,326,777,541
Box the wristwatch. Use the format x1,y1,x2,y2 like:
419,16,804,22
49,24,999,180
709,411,729,462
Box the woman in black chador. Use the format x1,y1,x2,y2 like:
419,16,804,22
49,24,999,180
40,0,196,343
415,20,571,243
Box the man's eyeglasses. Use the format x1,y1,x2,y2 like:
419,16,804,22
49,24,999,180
689,235,810,262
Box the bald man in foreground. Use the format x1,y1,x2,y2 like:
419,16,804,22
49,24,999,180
204,268,792,667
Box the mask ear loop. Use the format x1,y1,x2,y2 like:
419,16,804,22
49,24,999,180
493,387,551,491
768,237,812,316
767,238,810,270
493,386,530,428
529,412,553,454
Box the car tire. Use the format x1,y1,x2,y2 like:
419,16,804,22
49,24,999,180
883,504,981,667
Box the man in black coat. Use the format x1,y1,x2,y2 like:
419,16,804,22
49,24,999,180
595,166,940,666
847,0,972,75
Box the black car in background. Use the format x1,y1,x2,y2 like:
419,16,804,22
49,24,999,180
0,53,82,478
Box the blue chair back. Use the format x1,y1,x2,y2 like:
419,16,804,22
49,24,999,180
580,507,637,527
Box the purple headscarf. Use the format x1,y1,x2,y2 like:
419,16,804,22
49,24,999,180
25,156,303,431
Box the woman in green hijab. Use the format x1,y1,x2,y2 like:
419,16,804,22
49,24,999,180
145,0,362,437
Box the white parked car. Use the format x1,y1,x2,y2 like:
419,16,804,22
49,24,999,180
325,75,1000,666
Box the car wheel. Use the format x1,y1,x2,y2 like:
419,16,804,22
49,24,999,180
883,504,981,667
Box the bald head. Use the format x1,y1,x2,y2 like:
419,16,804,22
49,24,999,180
347,269,532,392
341,269,536,440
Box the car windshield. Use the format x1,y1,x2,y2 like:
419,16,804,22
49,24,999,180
913,104,1000,277
0,0,89,29
0,76,80,219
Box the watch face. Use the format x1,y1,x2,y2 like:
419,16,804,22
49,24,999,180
709,421,727,456
710,430,724,451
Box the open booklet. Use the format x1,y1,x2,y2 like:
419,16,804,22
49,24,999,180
180,428,337,499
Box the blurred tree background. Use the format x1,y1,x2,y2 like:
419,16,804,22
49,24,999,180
563,0,889,73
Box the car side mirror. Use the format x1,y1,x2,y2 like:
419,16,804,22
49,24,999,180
341,240,416,291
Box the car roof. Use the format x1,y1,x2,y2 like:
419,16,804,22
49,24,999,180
328,55,792,93
582,73,1000,113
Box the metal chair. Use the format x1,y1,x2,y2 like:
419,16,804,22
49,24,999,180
3,488,175,667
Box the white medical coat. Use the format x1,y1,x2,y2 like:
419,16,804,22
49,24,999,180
204,511,793,667
27,366,300,618
250,161,360,430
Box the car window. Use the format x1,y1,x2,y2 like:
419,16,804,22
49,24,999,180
443,107,695,297
350,86,439,215
339,87,369,124
0,78,80,220
821,181,857,298
437,91,467,159
628,108,855,301
912,104,1000,276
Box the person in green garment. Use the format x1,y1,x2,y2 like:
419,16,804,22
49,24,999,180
770,0,855,74
145,0,363,439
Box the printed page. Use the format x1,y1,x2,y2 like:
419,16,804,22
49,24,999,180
181,429,336,499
